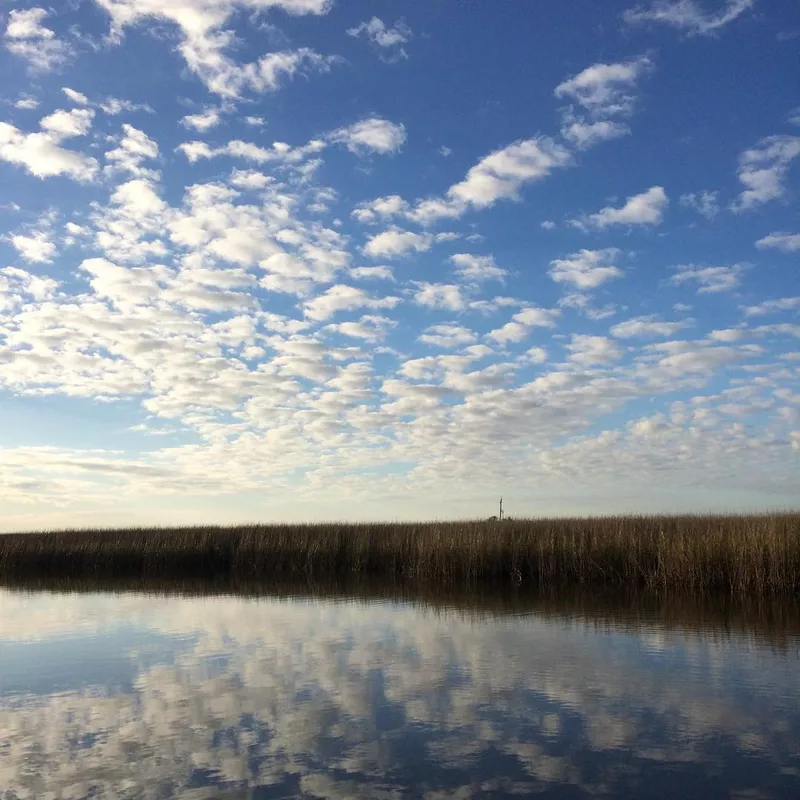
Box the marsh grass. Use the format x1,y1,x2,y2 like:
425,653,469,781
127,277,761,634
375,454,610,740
1,514,799,595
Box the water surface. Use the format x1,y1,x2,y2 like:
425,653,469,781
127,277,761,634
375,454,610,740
1,586,800,798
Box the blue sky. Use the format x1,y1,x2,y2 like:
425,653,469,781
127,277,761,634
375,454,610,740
0,0,798,529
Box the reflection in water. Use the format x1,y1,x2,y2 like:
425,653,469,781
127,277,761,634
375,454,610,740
1,586,800,798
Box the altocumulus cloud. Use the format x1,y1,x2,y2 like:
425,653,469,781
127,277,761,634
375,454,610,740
0,0,797,526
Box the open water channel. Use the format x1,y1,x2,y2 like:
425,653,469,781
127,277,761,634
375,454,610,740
1,585,799,798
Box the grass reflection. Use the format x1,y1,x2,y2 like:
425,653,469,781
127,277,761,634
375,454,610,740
3,572,799,651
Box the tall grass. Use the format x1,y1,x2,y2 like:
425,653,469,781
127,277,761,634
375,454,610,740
1,514,799,595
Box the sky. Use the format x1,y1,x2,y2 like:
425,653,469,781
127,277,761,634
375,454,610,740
0,0,798,530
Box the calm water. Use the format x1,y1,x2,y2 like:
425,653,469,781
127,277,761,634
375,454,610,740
1,588,800,799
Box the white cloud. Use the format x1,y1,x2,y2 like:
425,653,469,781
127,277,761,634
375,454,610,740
680,190,719,219
362,227,452,259
743,297,800,317
228,169,272,190
0,265,58,305
79,256,171,310
548,248,624,289
91,0,335,96
707,328,746,343
259,273,316,296
409,137,572,224
329,118,406,155
731,135,800,212
247,49,339,95
104,124,160,179
99,97,154,115
449,137,572,210
181,109,222,131
558,292,618,320
13,97,39,110
487,307,559,344
575,186,668,230
348,265,395,281
567,334,623,365
554,57,652,151
5,7,51,39
87,176,171,265
229,138,325,168
351,195,409,224
9,231,57,263
0,119,98,181
611,316,691,338
555,57,653,117
450,253,507,282
418,324,477,348
303,284,401,321
514,307,560,327
63,221,91,244
413,283,468,312
4,7,72,72
485,321,530,344
466,296,520,316
111,175,166,213
39,108,94,138
553,56,653,150
179,137,326,166
541,220,556,230
522,346,548,363
255,231,349,293
176,141,215,163
759,324,800,339
755,232,800,253
561,120,630,149
326,315,396,341
643,341,759,376
623,0,756,35
347,17,411,61
62,87,89,105
670,264,747,293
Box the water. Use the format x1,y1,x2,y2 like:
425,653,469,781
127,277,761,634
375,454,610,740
1,587,800,799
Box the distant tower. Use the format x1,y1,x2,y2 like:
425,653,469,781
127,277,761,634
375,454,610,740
499,497,503,521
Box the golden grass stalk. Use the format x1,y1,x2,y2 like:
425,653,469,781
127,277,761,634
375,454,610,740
1,514,798,596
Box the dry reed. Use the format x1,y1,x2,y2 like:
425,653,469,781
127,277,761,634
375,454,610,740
1,514,799,596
